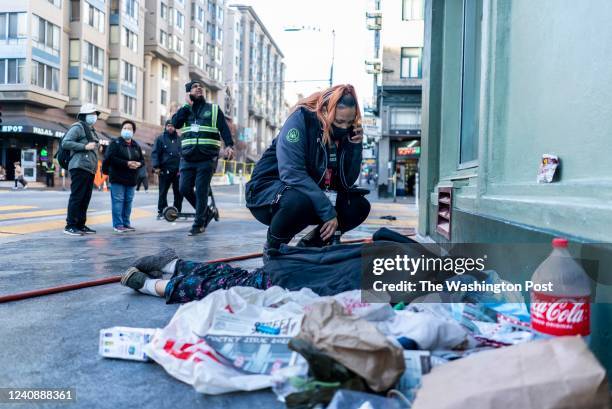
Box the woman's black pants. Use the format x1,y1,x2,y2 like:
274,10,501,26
249,188,370,247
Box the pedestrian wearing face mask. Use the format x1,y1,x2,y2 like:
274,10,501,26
103,120,144,233
246,84,370,259
62,103,101,236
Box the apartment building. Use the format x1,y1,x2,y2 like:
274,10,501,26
365,0,424,197
0,0,282,183
226,4,284,162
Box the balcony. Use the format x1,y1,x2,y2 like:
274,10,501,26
365,10,382,18
0,84,69,109
366,15,382,30
145,43,188,66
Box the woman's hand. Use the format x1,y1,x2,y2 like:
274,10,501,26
320,217,338,241
127,161,141,169
349,126,363,144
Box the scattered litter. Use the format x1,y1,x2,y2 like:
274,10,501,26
99,327,157,362
380,215,397,221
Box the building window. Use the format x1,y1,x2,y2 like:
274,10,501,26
109,58,118,80
160,89,167,105
197,5,204,24
390,107,421,130
69,40,80,67
85,2,105,33
0,58,25,84
48,0,61,7
459,0,482,165
122,61,136,85
83,41,104,73
70,0,80,21
31,60,59,91
32,15,60,55
122,27,138,51
122,94,136,116
160,2,167,19
217,25,223,43
85,80,103,104
161,64,168,80
402,0,424,20
173,36,183,54
124,0,138,21
400,47,421,78
159,30,168,48
175,9,184,31
68,78,79,98
0,12,27,42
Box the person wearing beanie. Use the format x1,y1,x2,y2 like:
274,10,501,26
152,120,183,218
171,79,234,236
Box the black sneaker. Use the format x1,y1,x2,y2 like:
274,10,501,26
296,226,326,248
124,225,136,232
80,226,97,234
132,248,177,276
64,227,84,236
188,226,205,236
120,267,148,291
156,213,163,220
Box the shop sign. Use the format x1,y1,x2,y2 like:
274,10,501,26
1,125,24,133
0,125,64,138
397,146,421,156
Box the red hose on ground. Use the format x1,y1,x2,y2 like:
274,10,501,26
0,238,371,304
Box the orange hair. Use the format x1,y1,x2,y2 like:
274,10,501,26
292,84,361,144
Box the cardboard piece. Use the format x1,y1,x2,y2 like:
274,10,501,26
412,336,609,409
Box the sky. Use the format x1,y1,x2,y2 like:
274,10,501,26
232,0,373,106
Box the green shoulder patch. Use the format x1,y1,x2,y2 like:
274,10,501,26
286,128,300,143
203,111,212,118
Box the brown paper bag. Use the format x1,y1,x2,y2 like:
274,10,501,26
412,336,609,409
294,299,405,392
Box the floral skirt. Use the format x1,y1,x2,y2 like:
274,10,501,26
164,260,271,304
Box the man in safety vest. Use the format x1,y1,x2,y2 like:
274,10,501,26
171,79,234,236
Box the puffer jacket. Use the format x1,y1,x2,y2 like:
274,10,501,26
245,108,363,222
61,121,100,174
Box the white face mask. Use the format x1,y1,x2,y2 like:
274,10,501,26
121,129,133,139
85,114,97,126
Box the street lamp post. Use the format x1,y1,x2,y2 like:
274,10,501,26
284,26,336,87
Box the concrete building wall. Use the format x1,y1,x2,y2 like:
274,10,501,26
419,0,612,374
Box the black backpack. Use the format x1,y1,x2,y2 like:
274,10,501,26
55,122,92,170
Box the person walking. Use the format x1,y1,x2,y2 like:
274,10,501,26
171,79,234,236
135,158,149,192
0,165,6,181
45,160,56,187
103,120,144,233
12,162,28,189
152,120,183,219
62,103,100,235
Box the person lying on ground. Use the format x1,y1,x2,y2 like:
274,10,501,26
120,248,270,304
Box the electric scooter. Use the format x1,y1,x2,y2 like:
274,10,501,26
162,186,219,227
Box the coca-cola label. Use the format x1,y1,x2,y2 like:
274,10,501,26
530,292,590,336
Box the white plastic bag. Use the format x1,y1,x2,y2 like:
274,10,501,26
144,286,319,395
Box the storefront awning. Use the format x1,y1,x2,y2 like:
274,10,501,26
0,117,69,139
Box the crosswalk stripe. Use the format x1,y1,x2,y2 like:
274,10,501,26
0,205,38,211
0,208,80,221
0,208,152,236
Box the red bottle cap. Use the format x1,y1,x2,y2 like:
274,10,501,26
552,237,568,248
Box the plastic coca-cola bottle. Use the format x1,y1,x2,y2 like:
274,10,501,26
530,238,591,337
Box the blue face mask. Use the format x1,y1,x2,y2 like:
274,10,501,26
85,114,97,126
121,129,133,139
